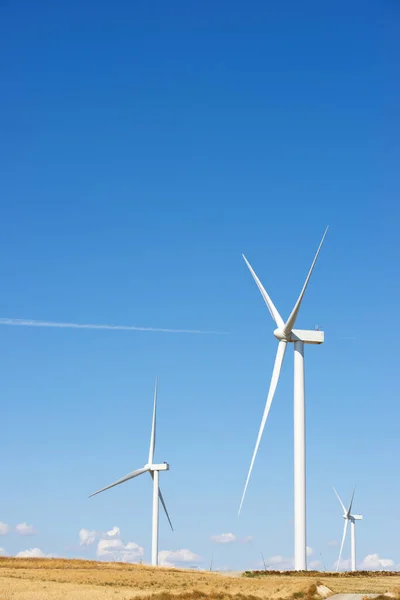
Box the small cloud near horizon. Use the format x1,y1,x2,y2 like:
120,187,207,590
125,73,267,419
360,554,395,570
16,548,56,558
79,528,97,546
16,523,37,536
334,553,395,571
240,536,253,544
0,523,9,536
159,549,201,568
211,533,236,544
79,526,144,564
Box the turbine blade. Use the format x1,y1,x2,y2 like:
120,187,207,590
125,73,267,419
159,487,174,531
150,472,173,531
283,227,328,335
148,377,158,464
238,340,287,515
347,486,356,517
333,486,347,514
89,467,148,498
336,518,348,572
242,255,284,329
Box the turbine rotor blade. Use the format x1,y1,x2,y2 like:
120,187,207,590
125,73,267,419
159,487,173,531
238,340,287,515
347,486,356,517
283,227,328,335
150,472,173,531
333,486,347,514
148,377,158,464
336,517,348,572
89,466,149,498
242,255,284,329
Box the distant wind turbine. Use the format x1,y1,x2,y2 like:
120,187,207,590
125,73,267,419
238,228,328,571
89,377,173,566
334,486,363,572
261,552,267,571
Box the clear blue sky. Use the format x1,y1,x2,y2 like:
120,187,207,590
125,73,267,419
0,0,398,570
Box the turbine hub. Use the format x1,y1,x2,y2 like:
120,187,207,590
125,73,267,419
273,328,288,341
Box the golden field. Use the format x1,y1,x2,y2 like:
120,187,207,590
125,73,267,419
1,558,400,600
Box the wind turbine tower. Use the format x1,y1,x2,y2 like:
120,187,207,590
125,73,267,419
239,228,328,571
89,377,173,566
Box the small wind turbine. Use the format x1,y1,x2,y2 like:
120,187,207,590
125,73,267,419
209,552,214,571
89,377,173,566
334,486,363,572
261,552,267,571
238,228,328,571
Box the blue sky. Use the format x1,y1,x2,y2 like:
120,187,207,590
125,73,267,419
0,0,399,570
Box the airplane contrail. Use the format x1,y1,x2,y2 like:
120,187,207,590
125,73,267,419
0,318,224,335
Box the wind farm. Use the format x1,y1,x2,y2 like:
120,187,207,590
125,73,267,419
1,2,396,598
1,226,395,593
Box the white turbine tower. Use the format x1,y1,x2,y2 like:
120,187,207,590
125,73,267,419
238,228,328,571
89,377,173,566
334,486,363,572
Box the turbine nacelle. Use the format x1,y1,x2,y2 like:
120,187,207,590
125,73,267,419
274,328,324,344
147,462,169,472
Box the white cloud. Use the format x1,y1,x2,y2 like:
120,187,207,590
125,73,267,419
158,548,201,568
79,528,97,546
16,548,49,558
360,554,395,570
269,554,286,565
306,546,313,557
211,533,236,544
334,554,395,572
266,555,294,570
0,522,9,536
240,536,253,544
97,538,144,563
309,560,321,569
334,558,351,571
16,523,37,536
0,548,5,553
79,525,121,547
79,526,143,563
328,540,338,547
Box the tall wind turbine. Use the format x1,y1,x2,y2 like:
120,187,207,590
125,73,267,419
89,377,173,566
238,228,328,571
334,486,363,572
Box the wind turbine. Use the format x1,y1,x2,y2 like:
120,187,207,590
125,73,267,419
238,228,328,571
89,377,173,566
334,486,363,572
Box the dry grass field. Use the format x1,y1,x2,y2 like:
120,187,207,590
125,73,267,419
0,558,399,600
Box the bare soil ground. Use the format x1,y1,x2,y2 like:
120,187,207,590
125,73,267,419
0,558,399,600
